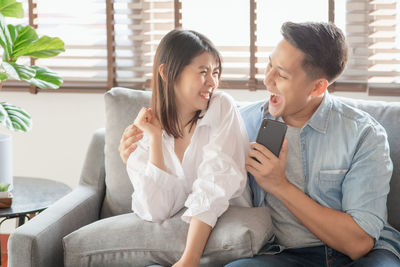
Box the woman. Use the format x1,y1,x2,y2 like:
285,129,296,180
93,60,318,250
121,29,251,266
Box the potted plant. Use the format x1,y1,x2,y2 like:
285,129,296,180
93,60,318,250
0,0,65,196
0,182,12,208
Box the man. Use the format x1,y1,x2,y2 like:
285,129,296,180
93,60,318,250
119,22,400,266
225,22,400,266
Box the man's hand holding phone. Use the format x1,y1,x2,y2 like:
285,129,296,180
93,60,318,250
246,140,289,195
246,119,290,195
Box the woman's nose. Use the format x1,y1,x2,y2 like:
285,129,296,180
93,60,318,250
206,74,217,88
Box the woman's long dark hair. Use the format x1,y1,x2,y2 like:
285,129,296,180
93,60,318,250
151,29,222,138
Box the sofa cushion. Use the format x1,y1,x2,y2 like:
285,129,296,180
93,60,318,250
63,206,273,267
338,97,400,231
102,87,151,217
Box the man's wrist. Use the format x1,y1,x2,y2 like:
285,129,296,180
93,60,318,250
270,177,292,198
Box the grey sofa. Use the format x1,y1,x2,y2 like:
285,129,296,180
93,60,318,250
8,88,400,267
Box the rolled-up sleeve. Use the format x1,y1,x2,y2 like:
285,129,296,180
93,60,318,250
182,93,250,227
126,138,187,222
342,123,393,240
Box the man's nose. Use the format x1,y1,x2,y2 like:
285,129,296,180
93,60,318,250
264,68,276,88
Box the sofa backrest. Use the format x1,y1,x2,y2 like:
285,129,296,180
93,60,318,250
338,97,400,231
102,88,151,218
102,88,400,231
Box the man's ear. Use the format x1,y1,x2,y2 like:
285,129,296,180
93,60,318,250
311,79,328,97
159,64,166,81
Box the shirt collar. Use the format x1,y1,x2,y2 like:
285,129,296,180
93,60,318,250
261,91,333,134
306,91,332,134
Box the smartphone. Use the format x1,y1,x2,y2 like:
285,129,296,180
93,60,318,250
255,119,288,157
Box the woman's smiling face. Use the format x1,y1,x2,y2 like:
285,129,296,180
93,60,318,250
174,51,220,115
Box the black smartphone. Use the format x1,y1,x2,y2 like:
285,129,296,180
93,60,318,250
255,119,288,157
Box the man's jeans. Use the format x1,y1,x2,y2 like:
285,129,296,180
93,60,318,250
224,246,400,267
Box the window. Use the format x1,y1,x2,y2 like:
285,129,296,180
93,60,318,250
255,1,329,86
1,0,399,96
183,0,250,85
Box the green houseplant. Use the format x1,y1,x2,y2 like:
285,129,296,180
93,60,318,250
0,0,65,132
0,0,65,199
0,181,12,207
0,181,10,197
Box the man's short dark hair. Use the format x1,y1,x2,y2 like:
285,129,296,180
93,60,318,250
281,21,348,83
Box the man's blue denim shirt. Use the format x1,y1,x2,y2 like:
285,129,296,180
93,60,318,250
239,91,400,258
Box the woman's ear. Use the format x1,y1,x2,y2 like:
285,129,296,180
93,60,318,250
159,64,166,81
311,78,328,97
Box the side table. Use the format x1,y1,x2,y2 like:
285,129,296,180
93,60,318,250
0,176,71,266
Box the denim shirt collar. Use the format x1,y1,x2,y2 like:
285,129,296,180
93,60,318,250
261,91,333,134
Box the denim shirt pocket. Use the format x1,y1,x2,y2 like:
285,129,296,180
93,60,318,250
318,169,348,210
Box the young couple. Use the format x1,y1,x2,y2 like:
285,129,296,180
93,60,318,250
119,22,400,266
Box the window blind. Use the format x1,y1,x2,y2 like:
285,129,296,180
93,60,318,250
336,0,370,87
35,0,109,90
368,0,399,95
1,0,399,95
116,0,176,89
181,0,252,89
255,0,329,90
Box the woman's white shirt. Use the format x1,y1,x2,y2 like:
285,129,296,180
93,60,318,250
126,91,251,227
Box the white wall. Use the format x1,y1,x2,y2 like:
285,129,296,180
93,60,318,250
0,89,399,232
0,91,105,189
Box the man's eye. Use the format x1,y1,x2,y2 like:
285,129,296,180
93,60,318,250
213,71,219,76
279,73,287,79
200,71,207,74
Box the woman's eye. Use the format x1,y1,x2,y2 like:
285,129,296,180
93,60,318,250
278,73,287,79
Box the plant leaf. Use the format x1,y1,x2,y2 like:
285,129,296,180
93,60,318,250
6,109,31,125
0,71,7,81
13,36,65,58
27,65,63,89
8,24,38,62
0,0,23,18
0,102,11,129
0,183,11,192
0,101,32,132
2,61,36,80
9,112,28,131
0,102,5,122
8,24,38,61
2,102,30,117
0,14,12,61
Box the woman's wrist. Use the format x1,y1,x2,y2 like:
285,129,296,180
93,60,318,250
148,132,165,171
180,252,201,266
148,131,162,143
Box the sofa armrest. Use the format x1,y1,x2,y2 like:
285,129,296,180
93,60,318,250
8,186,101,267
8,128,106,267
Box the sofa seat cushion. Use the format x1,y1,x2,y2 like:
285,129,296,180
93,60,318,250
63,206,272,267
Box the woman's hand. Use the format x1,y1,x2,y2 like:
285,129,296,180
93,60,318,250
119,124,143,164
134,107,162,139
